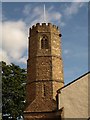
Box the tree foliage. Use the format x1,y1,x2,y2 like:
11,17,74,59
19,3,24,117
2,61,26,119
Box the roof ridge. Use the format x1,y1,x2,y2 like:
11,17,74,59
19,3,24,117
57,71,90,93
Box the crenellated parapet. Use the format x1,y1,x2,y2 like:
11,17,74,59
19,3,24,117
29,23,61,36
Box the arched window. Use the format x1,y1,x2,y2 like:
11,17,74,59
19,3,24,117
41,36,49,49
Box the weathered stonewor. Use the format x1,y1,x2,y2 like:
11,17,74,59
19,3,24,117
24,23,64,120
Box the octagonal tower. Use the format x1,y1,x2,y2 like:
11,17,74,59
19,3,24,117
24,23,64,119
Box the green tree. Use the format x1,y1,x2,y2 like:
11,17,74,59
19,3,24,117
2,61,26,119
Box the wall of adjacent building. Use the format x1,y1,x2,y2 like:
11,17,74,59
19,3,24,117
58,73,89,118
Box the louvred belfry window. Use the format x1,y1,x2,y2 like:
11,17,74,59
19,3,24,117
41,36,49,49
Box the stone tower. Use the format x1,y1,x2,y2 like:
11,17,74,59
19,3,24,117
24,23,64,119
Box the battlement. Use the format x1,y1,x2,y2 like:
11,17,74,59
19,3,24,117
29,23,60,35
31,23,59,29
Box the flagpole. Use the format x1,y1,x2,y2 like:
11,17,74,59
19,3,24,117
44,4,46,23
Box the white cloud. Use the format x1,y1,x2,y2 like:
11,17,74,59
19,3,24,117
2,20,28,65
64,2,85,17
23,4,32,15
19,56,27,64
0,22,2,49
0,7,2,22
3,3,85,65
60,22,66,27
48,12,62,21
23,5,44,26
23,4,64,27
1,4,65,65
48,6,54,12
0,49,10,64
63,49,70,54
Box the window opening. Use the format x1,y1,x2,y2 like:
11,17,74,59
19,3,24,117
44,84,46,96
41,36,49,49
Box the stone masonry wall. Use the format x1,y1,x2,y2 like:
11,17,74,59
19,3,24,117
25,23,64,116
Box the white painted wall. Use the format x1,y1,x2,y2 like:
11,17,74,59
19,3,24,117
58,73,89,118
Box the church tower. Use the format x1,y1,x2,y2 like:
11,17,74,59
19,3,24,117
24,23,64,119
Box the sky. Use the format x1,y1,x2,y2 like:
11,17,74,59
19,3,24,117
1,2,88,84
1,0,90,2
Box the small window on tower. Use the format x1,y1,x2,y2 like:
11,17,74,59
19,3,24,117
44,84,46,96
41,36,49,49
42,84,46,97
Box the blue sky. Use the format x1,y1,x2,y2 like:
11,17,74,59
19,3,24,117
1,0,90,2
1,2,88,84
